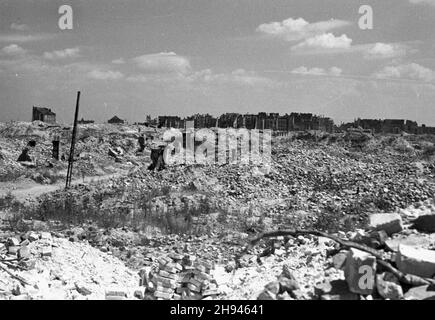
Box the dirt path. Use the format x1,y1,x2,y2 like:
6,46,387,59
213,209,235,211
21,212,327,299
0,172,126,202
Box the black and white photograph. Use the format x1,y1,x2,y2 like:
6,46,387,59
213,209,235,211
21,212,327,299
0,0,435,307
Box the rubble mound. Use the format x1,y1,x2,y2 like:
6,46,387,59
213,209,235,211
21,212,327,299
0,231,139,300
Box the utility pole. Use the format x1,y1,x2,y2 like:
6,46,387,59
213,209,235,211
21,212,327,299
65,91,81,189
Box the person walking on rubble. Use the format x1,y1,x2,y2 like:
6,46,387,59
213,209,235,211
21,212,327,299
138,135,145,152
148,145,166,171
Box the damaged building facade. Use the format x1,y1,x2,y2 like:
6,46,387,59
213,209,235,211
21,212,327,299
154,113,434,134
32,106,56,124
346,118,435,134
156,112,335,133
108,116,125,124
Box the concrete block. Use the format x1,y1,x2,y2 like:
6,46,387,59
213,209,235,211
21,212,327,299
8,246,19,255
404,285,435,300
154,290,173,299
7,237,20,247
28,232,40,242
41,246,52,257
369,213,403,235
396,244,435,278
344,248,376,295
17,246,31,259
105,287,127,297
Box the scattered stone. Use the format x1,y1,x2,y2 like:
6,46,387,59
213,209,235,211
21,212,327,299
17,246,31,260
11,284,22,296
412,214,435,233
139,267,151,287
264,281,280,295
376,273,403,300
276,291,292,300
41,246,52,257
274,249,285,257
27,232,40,242
257,289,276,300
8,245,20,255
7,237,20,247
369,213,403,236
105,295,126,300
396,244,435,278
278,264,299,294
134,288,144,300
297,236,307,245
281,264,296,280
154,290,173,299
75,283,92,296
404,285,435,300
18,259,36,270
344,248,376,295
40,232,52,242
332,251,348,270
224,261,236,273
105,288,128,299
315,280,359,300
9,294,31,300
279,277,299,294
385,234,434,252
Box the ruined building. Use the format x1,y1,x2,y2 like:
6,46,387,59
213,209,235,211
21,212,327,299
108,116,125,124
78,118,95,124
157,116,183,128
32,106,56,123
347,118,435,134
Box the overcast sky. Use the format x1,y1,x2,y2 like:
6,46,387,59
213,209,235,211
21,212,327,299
0,0,434,125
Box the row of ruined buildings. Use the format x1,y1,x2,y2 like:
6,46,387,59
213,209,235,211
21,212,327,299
341,118,435,135
155,112,335,132
155,113,435,134
31,106,435,135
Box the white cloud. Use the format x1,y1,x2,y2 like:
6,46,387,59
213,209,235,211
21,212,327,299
112,58,125,64
374,63,435,82
132,52,191,74
291,33,352,52
10,23,29,31
126,73,185,84
1,44,26,56
87,69,124,80
291,66,343,76
364,43,408,59
127,68,278,87
329,67,343,76
43,47,80,60
409,0,435,6
191,68,278,87
256,17,351,41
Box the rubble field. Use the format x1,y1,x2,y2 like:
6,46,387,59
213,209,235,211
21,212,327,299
1,122,435,300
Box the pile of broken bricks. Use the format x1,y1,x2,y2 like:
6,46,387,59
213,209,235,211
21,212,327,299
258,212,435,300
0,231,53,274
137,253,221,300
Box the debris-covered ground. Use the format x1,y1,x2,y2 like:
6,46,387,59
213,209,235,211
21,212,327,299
1,122,435,300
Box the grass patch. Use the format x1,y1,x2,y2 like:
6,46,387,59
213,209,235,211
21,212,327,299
5,180,216,235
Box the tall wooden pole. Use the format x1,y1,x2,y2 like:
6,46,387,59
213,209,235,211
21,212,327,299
65,91,81,189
